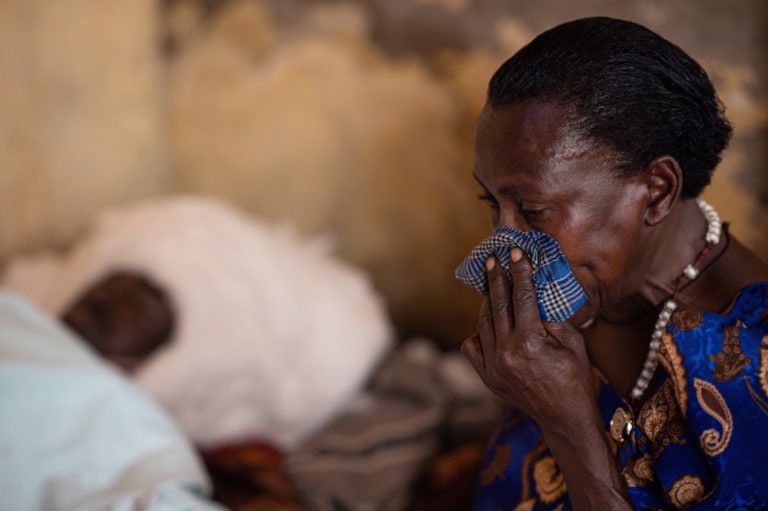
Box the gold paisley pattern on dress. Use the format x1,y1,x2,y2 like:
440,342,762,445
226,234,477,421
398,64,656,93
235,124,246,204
709,325,752,382
694,377,733,456
672,303,704,331
518,442,547,501
659,330,689,418
480,443,510,486
637,379,687,450
668,475,705,509
532,455,567,504
633,453,655,482
479,414,529,487
513,499,535,511
622,453,655,488
638,383,669,443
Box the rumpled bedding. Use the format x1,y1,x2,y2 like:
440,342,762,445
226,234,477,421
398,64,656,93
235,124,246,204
0,197,499,509
188,339,503,510
285,339,502,511
0,291,222,511
1,196,393,452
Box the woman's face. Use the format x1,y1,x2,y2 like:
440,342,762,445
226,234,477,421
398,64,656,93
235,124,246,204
473,100,652,325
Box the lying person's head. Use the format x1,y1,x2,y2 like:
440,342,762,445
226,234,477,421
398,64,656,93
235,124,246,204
61,272,175,372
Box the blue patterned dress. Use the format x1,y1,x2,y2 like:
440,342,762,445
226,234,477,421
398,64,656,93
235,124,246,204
474,282,768,510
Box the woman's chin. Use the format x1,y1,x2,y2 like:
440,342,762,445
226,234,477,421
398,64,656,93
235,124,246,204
567,300,599,330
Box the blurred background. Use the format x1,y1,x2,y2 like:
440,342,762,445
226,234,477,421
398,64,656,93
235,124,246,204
1,0,766,347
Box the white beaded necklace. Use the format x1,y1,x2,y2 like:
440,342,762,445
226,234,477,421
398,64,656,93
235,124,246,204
629,199,721,401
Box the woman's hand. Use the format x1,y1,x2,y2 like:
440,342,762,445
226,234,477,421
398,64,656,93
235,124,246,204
462,248,634,510
461,248,596,430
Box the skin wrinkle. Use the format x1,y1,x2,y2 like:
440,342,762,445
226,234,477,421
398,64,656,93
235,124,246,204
634,205,708,303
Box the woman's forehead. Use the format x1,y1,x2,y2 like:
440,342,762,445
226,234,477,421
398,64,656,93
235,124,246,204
473,102,607,190
474,101,589,158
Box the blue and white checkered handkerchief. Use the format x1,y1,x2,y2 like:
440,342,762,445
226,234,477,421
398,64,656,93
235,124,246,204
455,227,587,323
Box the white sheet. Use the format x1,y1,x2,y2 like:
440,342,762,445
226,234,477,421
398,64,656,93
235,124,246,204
1,196,394,450
0,291,223,511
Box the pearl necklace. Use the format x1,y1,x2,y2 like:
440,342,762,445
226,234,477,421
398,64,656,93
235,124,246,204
629,199,721,401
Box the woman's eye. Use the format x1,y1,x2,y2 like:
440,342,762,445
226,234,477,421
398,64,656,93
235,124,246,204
522,209,541,219
477,193,499,210
521,208,549,222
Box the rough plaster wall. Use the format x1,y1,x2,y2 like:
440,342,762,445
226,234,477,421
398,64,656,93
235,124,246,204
167,1,486,341
1,0,765,345
359,0,768,257
0,0,169,262
166,0,768,343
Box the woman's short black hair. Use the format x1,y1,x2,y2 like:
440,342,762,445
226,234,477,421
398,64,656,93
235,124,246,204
488,16,732,198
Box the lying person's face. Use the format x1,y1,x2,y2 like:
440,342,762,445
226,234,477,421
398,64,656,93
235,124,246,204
472,100,653,326
61,273,174,372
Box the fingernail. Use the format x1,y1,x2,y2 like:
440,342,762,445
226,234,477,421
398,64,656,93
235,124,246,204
510,247,523,263
485,257,496,271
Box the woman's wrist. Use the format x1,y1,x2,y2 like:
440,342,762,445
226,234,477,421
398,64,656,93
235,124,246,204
533,380,601,435
539,405,633,511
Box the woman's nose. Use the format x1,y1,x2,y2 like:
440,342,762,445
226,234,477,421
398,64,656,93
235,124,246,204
498,209,529,231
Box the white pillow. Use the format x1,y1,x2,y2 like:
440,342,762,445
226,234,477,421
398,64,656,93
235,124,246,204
2,196,394,450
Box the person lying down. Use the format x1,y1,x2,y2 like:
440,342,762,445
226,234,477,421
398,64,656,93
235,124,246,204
59,271,311,509
2,196,394,452
0,196,394,510
0,290,223,510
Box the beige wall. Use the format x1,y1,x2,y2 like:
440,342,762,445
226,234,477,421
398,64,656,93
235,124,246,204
0,0,169,259
1,0,766,344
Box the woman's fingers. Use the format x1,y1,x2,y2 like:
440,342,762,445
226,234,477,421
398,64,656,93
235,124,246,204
476,298,495,366
543,321,583,351
461,334,484,372
508,248,546,336
486,256,514,336
464,249,594,421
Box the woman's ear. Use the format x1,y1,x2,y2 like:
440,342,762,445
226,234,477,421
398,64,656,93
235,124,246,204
643,156,682,226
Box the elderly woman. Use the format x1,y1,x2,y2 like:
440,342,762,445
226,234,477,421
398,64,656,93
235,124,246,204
456,17,768,510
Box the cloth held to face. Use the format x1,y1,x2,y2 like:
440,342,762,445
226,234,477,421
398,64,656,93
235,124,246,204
454,227,587,323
